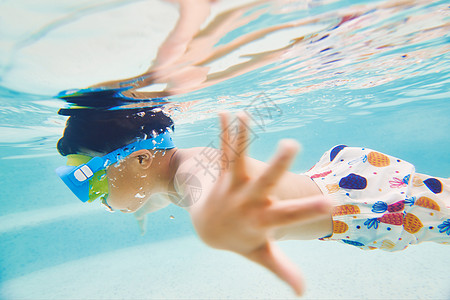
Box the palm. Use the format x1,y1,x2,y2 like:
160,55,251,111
190,112,330,296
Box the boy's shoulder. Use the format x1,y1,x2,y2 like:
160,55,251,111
172,147,222,208
176,147,222,181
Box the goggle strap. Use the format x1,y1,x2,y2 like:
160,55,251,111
101,131,175,166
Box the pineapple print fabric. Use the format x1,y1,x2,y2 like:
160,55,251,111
304,145,450,251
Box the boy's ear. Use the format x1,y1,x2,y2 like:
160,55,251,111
130,149,153,169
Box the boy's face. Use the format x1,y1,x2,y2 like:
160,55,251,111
104,156,151,213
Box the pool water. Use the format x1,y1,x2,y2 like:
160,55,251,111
1,0,449,299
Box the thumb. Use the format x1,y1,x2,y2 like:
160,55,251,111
245,242,304,296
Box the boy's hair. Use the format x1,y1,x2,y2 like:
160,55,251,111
57,107,174,156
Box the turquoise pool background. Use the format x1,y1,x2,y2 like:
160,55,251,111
1,0,449,298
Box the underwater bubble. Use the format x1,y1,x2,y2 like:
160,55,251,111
135,192,146,199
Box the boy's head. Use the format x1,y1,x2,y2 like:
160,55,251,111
57,107,174,156
56,107,177,212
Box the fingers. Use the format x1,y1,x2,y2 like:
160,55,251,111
254,139,300,196
219,112,249,183
219,112,231,171
260,195,332,228
231,112,249,180
246,242,304,296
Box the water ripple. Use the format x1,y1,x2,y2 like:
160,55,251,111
0,0,448,151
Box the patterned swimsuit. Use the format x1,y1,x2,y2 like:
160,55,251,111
304,145,450,251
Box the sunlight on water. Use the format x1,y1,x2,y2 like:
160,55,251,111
0,0,448,152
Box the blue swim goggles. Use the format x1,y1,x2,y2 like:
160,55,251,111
56,131,175,203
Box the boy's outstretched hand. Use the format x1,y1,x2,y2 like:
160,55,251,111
189,112,331,296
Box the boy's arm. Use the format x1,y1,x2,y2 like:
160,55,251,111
188,112,331,296
89,0,214,92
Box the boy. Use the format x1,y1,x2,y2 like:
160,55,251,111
56,107,449,296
